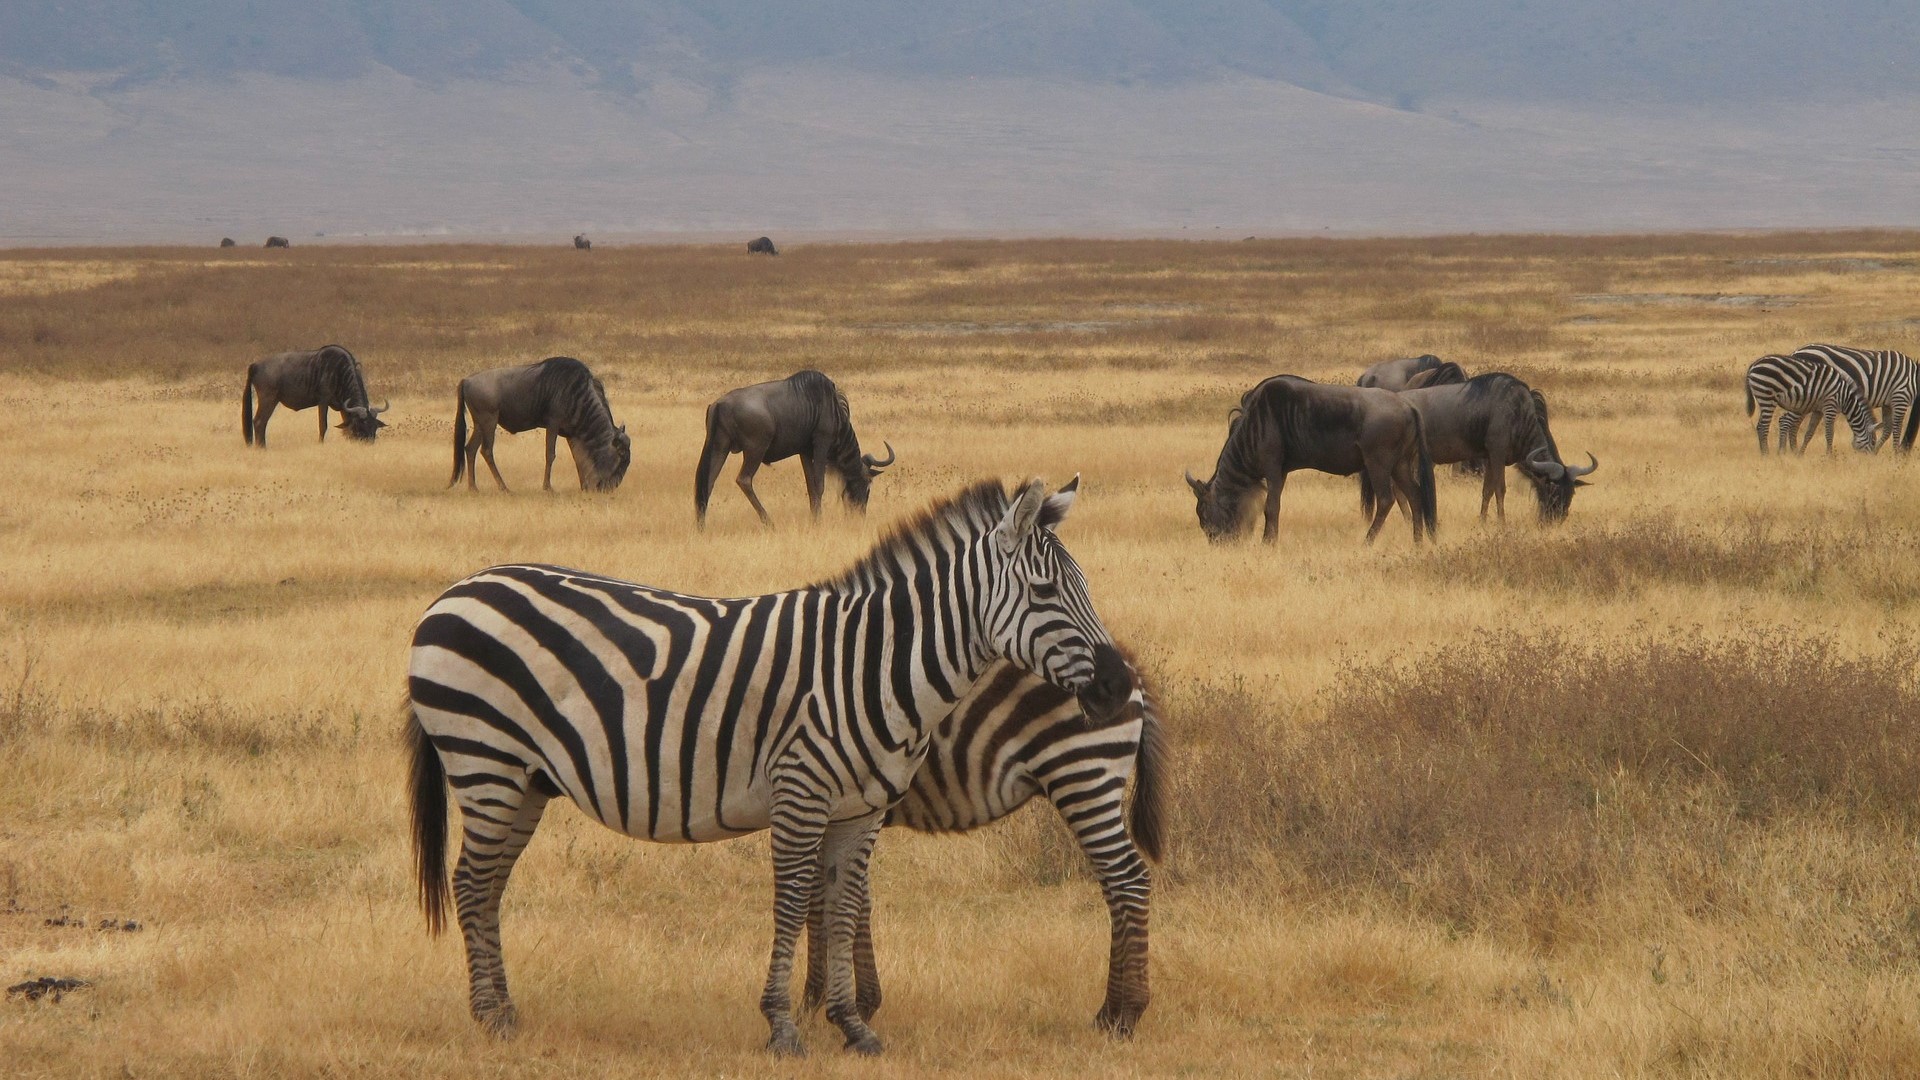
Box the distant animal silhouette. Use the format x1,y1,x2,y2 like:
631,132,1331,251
747,236,779,255
265,236,290,248
219,238,236,248
574,234,591,250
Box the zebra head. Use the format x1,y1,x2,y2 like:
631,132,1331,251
984,476,1132,722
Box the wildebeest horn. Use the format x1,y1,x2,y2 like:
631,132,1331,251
862,442,896,469
1526,448,1566,479
1566,452,1598,478
373,400,390,415
1184,469,1206,494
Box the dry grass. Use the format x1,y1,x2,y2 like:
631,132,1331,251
4,234,1920,1077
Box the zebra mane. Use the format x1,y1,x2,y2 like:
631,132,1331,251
815,479,1012,591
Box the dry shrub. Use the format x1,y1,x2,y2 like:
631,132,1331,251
1170,629,1920,943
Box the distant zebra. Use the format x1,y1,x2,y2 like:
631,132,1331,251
1744,352,1876,454
1792,343,1920,452
406,478,1133,1055
803,655,1165,1036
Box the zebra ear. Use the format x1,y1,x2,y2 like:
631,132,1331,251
1038,474,1079,530
994,480,1047,554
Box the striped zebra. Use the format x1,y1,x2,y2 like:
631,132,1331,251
1744,352,1876,454
405,477,1133,1056
1792,343,1920,452
802,654,1166,1036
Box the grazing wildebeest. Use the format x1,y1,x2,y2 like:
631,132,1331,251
802,650,1164,1036
1357,353,1452,390
747,236,779,255
1387,372,1599,522
449,356,631,492
1185,375,1436,544
265,236,290,248
695,370,893,526
242,345,388,447
219,237,236,248
573,234,591,250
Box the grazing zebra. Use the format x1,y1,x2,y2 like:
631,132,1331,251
406,477,1133,1056
802,655,1166,1037
1744,352,1876,454
1791,343,1920,453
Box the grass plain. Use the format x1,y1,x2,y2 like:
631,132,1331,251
2,234,1919,1077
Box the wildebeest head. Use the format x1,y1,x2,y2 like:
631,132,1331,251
830,440,895,510
337,400,390,441
1184,469,1253,541
595,424,633,490
1520,448,1598,522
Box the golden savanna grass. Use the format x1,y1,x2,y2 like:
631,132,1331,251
3,234,1920,1077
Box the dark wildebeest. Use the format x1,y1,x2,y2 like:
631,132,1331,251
1357,353,1451,390
219,237,236,248
242,345,388,447
747,236,779,255
1386,372,1599,522
1185,375,1436,544
265,236,290,248
695,369,893,526
1400,360,1468,389
574,234,591,250
449,356,631,492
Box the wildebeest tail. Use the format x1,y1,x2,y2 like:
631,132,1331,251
242,364,257,446
1129,689,1167,864
1412,408,1438,537
694,403,723,523
448,382,467,487
406,706,450,937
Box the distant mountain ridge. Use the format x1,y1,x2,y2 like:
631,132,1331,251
6,1,1917,107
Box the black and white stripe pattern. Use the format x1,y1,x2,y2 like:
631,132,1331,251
1743,352,1877,454
405,477,1123,1056
802,656,1166,1036
1792,343,1920,452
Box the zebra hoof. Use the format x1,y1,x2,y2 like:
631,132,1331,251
766,1029,806,1058
1094,1006,1140,1038
476,1003,519,1040
844,1032,884,1056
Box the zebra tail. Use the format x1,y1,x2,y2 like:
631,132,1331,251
242,364,256,446
406,707,451,937
1412,409,1438,538
448,383,467,488
1745,381,1755,417
1128,692,1167,864
1905,403,1920,451
694,403,722,524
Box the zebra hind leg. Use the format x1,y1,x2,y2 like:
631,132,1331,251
1050,781,1152,1036
453,775,552,1038
800,846,882,1022
817,811,886,1054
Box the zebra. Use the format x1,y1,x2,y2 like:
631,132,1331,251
1791,343,1920,453
405,477,1133,1056
802,654,1166,1037
1744,352,1877,455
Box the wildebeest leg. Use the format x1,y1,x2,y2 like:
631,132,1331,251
1479,460,1500,520
1389,462,1423,543
252,393,280,448
543,428,558,491
1362,461,1395,543
566,437,591,490
736,449,775,526
801,454,828,519
1260,477,1285,543
477,423,509,491
318,405,328,443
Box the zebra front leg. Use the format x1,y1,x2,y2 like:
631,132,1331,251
761,783,830,1056
817,812,885,1054
453,778,551,1038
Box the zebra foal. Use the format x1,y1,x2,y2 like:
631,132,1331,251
802,655,1166,1036
406,477,1131,1055
1792,343,1920,452
1743,352,1876,454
